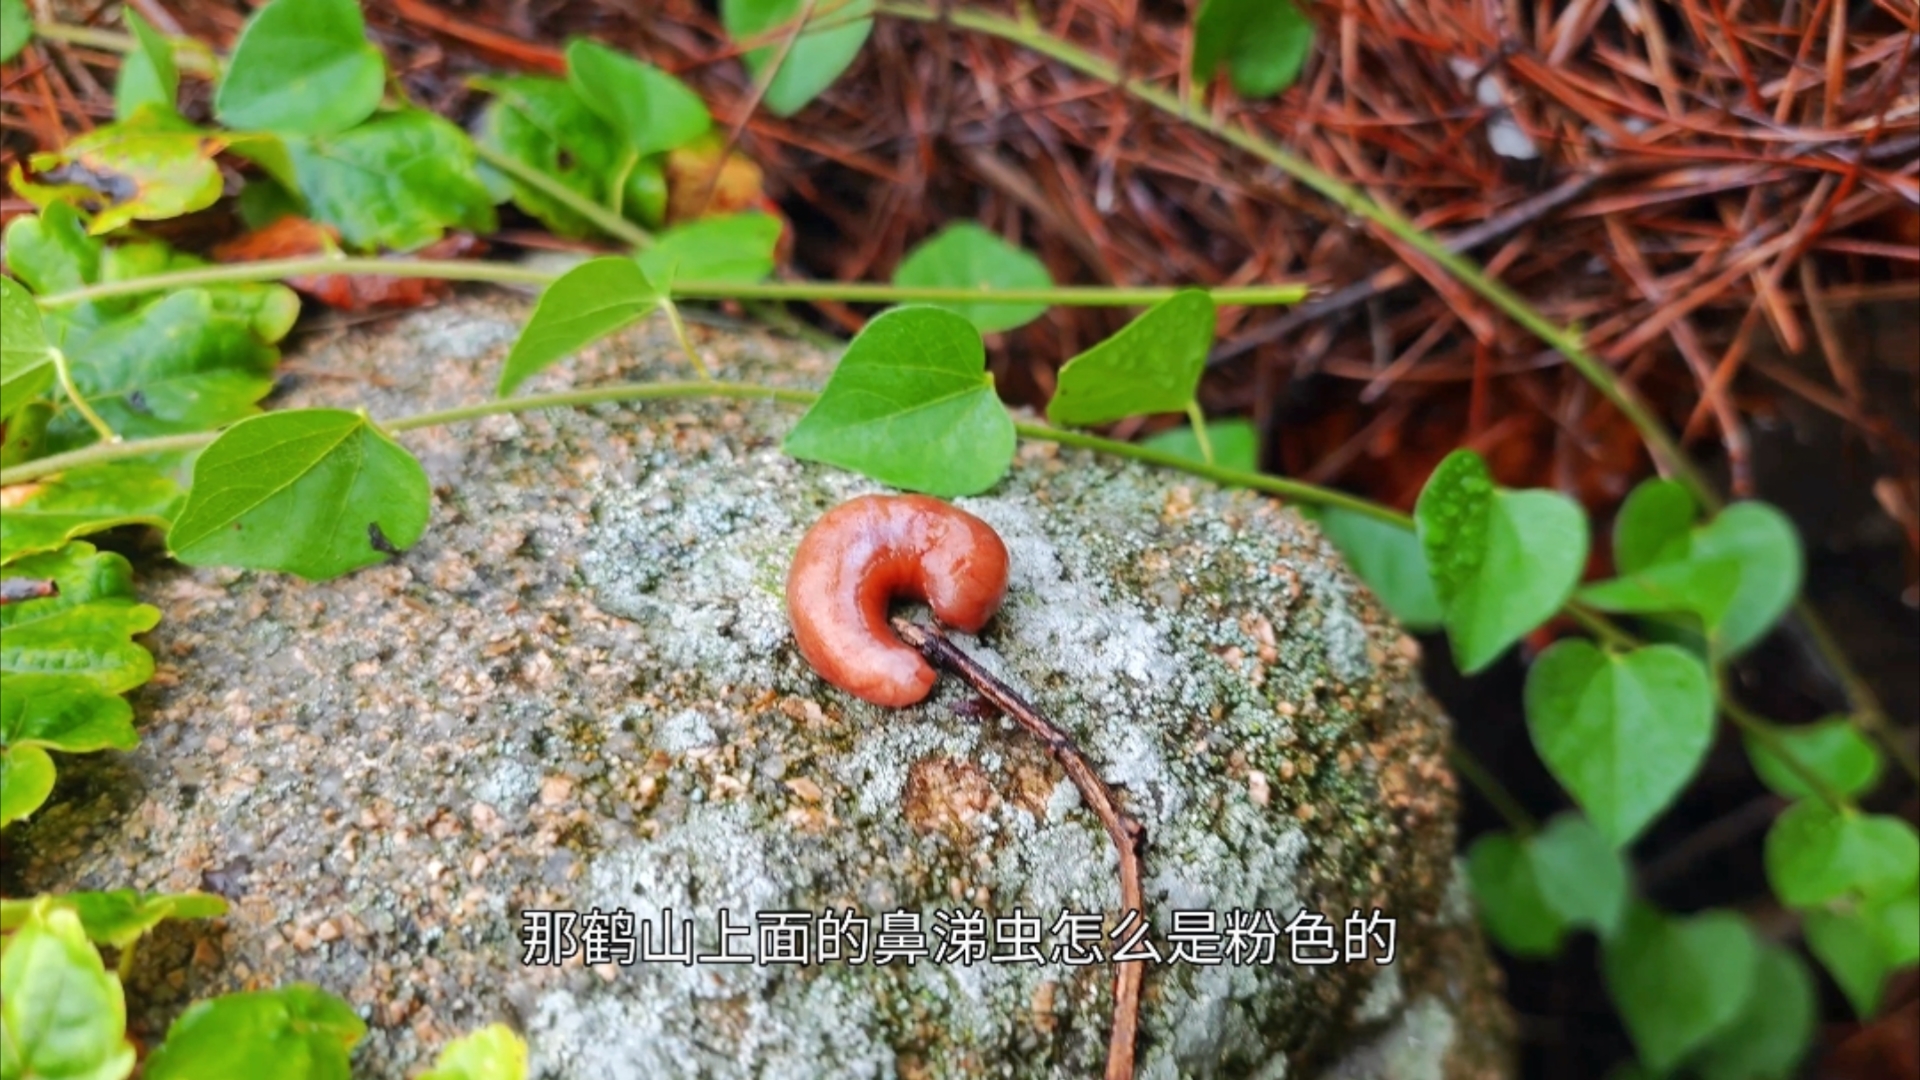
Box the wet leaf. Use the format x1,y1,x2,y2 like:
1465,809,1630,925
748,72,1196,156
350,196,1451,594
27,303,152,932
287,110,497,252
784,306,1013,496
892,223,1052,333
215,0,384,136
1414,449,1587,672
168,409,431,581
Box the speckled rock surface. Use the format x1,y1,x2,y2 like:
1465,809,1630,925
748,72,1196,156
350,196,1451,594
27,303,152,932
8,288,1512,1080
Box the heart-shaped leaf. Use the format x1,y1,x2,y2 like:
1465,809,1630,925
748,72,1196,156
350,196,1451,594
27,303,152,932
1141,418,1258,471
0,461,184,565
0,745,54,827
498,258,659,396
3,204,100,297
1804,888,1919,1019
0,889,228,949
1310,506,1443,630
419,1024,529,1080
1528,811,1629,938
637,213,781,287
566,40,711,158
1764,801,1919,908
1192,0,1315,99
0,902,136,1080
1582,499,1801,658
1466,831,1565,956
722,0,875,117
1745,717,1883,801
2,676,137,755
168,409,431,581
215,0,384,136
784,306,1013,496
1613,478,1695,573
1415,449,1588,673
286,110,497,252
1,275,56,422
114,10,180,122
1603,904,1759,1073
1693,943,1816,1080
1525,640,1714,847
892,222,1053,334
1047,290,1216,427
143,984,366,1080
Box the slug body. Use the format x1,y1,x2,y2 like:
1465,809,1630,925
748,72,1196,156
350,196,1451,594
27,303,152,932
787,495,1010,707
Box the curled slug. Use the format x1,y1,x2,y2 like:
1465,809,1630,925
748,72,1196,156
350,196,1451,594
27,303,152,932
786,494,1010,707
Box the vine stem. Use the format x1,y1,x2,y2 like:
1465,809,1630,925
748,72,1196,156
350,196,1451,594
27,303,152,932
1720,694,1857,814
49,349,119,445
29,257,1307,310
870,0,1915,778
469,142,656,252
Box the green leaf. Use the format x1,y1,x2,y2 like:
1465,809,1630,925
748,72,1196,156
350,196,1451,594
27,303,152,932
1528,811,1630,938
1693,943,1816,1080
143,984,366,1080
1,402,52,468
419,1024,529,1080
1,0,31,64
1602,904,1759,1074
474,75,624,239
168,409,432,581
1311,507,1443,631
0,902,136,1080
498,258,660,396
1804,891,1919,1018
0,890,228,949
722,0,875,117
1745,717,1883,800
1525,640,1714,847
0,538,159,699
1764,801,1919,908
2,275,57,422
1581,501,1801,658
566,40,711,157
2,677,137,755
636,213,781,287
1613,478,1695,574
214,0,384,136
1141,418,1258,471
784,306,1014,497
58,288,279,442
114,11,179,122
0,462,184,566
1192,0,1315,99
3,204,100,297
286,110,497,252
18,123,225,235
1414,449,1588,673
1466,831,1564,956
1047,290,1216,426
892,223,1053,334
0,745,54,827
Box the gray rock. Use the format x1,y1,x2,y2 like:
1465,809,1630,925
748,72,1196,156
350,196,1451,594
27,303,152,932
9,289,1512,1079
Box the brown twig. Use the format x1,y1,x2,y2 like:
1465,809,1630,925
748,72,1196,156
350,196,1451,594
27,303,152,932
890,616,1146,1080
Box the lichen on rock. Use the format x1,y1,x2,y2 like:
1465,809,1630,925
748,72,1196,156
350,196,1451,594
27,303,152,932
6,290,1511,1079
